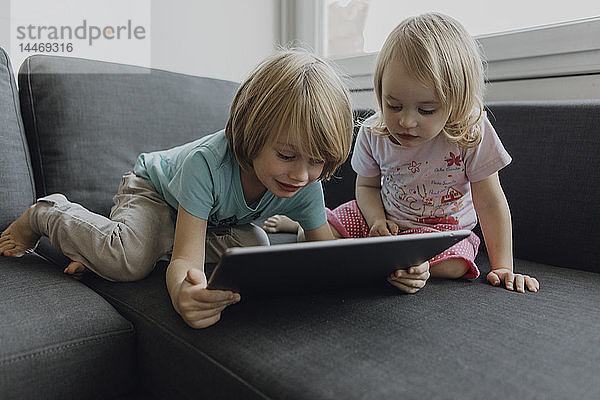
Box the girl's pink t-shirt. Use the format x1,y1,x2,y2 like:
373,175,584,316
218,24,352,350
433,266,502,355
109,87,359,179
351,113,511,230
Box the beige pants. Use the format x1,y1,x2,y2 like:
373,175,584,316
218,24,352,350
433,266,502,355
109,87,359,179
29,172,269,282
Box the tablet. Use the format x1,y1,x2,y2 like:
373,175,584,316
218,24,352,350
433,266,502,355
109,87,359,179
207,229,471,299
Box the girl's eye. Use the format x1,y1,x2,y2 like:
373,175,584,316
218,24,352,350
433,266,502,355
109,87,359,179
419,108,436,115
386,103,401,111
277,152,294,161
310,158,325,166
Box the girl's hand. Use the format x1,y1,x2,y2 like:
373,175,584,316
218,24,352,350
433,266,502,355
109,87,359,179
173,268,241,328
369,219,399,236
487,268,539,293
388,261,430,294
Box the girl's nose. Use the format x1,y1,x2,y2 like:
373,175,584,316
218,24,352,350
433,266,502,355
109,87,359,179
399,110,417,128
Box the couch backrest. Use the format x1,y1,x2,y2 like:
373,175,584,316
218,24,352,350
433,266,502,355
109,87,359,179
326,103,600,273
0,48,36,230
486,101,599,272
322,109,374,210
18,55,239,217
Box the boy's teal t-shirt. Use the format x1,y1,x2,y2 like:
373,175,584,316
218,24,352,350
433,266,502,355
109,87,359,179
133,130,326,230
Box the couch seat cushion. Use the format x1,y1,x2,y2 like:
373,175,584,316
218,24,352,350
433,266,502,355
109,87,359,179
0,255,136,399
81,255,600,399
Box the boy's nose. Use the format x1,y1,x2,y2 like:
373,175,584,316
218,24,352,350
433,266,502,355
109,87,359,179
289,162,309,182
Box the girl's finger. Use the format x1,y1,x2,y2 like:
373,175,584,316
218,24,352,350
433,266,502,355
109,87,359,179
515,274,525,293
486,271,501,286
525,276,539,292
504,272,515,291
387,277,421,293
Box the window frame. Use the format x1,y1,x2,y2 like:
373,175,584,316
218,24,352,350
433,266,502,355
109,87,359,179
282,1,600,96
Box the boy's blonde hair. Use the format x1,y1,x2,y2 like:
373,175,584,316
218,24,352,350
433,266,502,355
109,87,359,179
373,13,484,148
226,49,353,180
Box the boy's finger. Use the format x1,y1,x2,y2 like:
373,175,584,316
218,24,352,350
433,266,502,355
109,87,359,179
187,313,222,329
190,287,240,303
187,297,239,311
185,268,207,287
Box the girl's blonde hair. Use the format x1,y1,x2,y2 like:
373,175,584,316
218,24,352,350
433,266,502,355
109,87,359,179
373,12,484,148
225,48,353,180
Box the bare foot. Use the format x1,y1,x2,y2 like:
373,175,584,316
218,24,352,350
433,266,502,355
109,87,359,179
0,205,41,257
262,215,300,233
64,261,87,275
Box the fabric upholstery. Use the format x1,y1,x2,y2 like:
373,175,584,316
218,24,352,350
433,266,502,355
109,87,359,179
487,101,600,272
0,254,136,399
0,47,35,230
322,109,374,210
82,254,600,400
18,55,239,217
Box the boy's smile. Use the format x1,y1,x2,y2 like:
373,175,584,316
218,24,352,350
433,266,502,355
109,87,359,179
241,139,324,204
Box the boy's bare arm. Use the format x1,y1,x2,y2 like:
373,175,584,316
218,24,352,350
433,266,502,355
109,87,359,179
303,222,335,241
167,205,240,328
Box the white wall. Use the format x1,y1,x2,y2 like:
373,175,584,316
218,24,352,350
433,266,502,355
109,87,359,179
0,0,280,83
150,0,280,82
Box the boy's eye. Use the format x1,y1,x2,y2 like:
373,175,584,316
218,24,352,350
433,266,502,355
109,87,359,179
277,152,294,160
419,108,436,115
310,158,325,166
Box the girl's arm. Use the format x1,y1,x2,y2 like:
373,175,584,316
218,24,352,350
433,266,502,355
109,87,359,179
166,205,240,328
471,173,539,292
355,174,399,235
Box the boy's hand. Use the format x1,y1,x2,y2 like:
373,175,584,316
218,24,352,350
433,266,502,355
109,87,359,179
388,261,430,294
369,219,399,236
487,268,539,293
173,268,241,328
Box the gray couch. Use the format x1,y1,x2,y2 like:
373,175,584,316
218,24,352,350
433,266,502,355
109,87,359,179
1,47,599,400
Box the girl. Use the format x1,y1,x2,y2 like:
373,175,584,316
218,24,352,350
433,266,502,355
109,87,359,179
264,13,539,295
0,49,354,328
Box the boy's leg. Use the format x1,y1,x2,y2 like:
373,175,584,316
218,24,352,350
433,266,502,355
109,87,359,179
29,172,176,281
204,223,270,264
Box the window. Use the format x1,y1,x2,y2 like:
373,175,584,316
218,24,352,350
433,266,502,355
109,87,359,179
324,0,600,58
284,0,600,103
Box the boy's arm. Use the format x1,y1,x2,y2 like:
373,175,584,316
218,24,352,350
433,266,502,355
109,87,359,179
471,172,538,293
303,222,335,241
355,174,398,235
166,205,240,328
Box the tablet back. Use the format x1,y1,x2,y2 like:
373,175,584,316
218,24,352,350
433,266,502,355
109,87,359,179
207,230,471,299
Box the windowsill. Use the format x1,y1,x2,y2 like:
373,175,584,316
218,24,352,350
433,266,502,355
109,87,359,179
332,16,600,102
